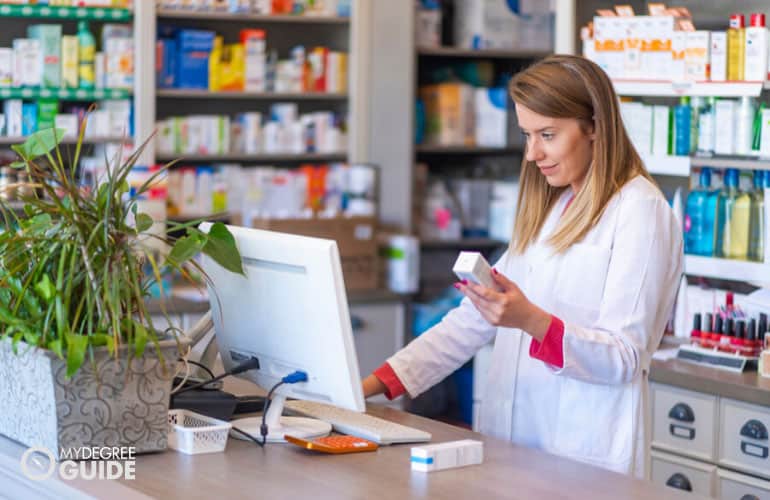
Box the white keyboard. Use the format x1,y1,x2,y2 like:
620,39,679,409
285,400,432,445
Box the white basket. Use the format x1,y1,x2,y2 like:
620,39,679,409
168,409,232,455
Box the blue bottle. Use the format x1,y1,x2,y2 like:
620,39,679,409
674,96,691,156
685,168,718,256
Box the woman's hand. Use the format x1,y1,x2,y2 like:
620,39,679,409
362,374,386,398
456,269,552,342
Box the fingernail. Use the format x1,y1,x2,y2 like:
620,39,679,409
461,279,468,285
453,283,461,289
493,268,498,275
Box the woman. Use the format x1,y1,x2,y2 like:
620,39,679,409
363,55,683,478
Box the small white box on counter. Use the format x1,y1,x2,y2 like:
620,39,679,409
411,440,483,472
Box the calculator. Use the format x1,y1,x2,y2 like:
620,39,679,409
284,434,379,454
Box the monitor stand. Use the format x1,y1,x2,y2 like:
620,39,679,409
229,394,331,443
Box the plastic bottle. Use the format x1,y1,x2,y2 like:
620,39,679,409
749,170,765,261
745,13,768,81
685,168,718,256
727,14,746,81
77,21,95,89
735,96,756,155
674,97,691,156
716,168,751,259
697,97,716,155
689,96,703,154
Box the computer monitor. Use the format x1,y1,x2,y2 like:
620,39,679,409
199,223,365,442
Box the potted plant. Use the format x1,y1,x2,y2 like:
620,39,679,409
0,127,244,459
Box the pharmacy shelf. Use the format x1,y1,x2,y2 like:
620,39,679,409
684,255,770,283
0,136,128,145
416,144,522,155
613,80,765,98
640,154,690,177
167,212,231,224
0,87,131,101
155,152,347,163
690,156,770,172
156,89,348,100
417,46,549,59
156,9,349,24
0,4,132,21
421,238,507,250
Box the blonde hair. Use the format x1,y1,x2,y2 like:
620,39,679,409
508,54,652,254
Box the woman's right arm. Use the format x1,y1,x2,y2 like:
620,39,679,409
366,293,498,400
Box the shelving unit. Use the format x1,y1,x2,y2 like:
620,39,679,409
156,9,349,24
421,238,506,250
156,89,347,100
0,136,127,145
0,87,131,100
417,46,550,59
640,154,691,177
152,5,359,168
684,255,770,284
613,80,765,98
155,152,347,163
0,4,132,21
416,145,522,155
690,156,770,172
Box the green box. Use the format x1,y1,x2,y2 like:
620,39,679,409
28,24,62,88
37,99,58,132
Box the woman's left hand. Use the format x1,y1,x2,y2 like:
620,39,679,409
457,269,552,342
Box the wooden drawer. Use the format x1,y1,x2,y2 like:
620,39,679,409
717,468,770,500
650,450,717,497
349,303,404,382
652,383,719,461
719,398,770,480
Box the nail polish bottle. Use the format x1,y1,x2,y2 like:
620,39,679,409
732,320,746,354
747,319,758,357
705,315,723,348
690,313,702,342
719,317,734,352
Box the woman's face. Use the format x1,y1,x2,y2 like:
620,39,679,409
515,103,595,193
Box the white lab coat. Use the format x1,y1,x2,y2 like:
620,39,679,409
387,176,683,478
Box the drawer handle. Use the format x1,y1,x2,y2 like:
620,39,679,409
665,473,692,492
350,315,365,332
740,441,769,459
740,495,760,500
740,419,768,441
668,402,695,423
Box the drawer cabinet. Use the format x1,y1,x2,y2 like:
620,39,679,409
717,469,770,500
651,450,717,497
652,383,719,461
719,398,770,480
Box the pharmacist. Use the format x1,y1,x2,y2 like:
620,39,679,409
363,55,684,478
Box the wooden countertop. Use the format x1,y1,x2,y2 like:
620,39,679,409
650,358,770,407
6,407,697,500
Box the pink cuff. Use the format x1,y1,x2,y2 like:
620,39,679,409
529,315,565,368
372,362,407,400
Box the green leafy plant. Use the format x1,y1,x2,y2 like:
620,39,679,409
0,126,244,377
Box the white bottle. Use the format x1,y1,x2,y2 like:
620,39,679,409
746,13,768,81
735,96,756,155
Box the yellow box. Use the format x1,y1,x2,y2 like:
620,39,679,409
61,35,78,88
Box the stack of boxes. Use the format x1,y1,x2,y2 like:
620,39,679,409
157,27,347,93
584,4,770,83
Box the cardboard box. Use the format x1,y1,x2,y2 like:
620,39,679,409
231,215,380,291
28,24,61,88
420,83,475,146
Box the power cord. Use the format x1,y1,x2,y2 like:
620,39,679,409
174,357,261,396
260,371,308,446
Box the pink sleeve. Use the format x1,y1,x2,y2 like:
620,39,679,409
372,362,407,400
529,315,565,368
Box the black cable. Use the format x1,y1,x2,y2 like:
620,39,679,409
230,426,264,448
179,358,216,380
260,381,285,446
175,357,260,395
